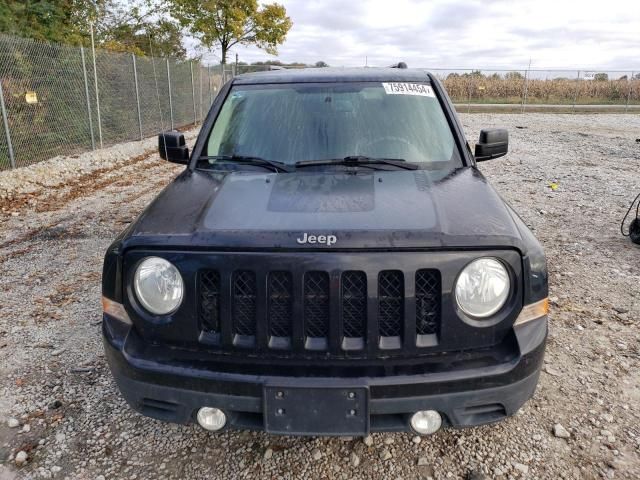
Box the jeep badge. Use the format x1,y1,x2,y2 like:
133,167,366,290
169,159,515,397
296,233,337,246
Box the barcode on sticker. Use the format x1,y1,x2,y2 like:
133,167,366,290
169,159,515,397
382,83,435,97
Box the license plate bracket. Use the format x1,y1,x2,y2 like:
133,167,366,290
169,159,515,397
263,386,369,436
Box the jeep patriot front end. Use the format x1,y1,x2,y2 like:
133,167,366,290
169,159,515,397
102,68,548,436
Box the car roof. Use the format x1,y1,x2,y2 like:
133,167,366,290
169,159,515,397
232,67,433,85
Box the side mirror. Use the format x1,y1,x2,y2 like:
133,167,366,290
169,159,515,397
474,128,508,162
159,131,189,164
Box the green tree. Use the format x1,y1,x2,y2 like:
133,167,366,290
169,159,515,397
0,0,88,43
594,73,609,81
91,0,186,57
462,70,483,78
505,71,524,80
0,0,186,58
251,60,305,68
169,0,292,64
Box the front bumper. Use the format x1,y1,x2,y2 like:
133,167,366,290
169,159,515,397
103,315,546,435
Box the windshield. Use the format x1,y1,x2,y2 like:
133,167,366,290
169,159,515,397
205,82,462,169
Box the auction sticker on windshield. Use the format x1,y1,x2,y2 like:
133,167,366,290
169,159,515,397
382,83,435,97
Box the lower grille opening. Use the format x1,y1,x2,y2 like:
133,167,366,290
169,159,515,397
370,413,408,432
141,398,179,411
229,411,263,430
460,403,507,424
140,398,180,420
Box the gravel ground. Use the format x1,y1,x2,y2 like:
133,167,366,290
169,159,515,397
0,114,639,480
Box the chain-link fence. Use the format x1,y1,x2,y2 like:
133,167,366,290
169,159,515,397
0,34,224,170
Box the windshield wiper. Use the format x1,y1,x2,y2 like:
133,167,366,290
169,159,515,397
295,156,419,170
199,155,293,173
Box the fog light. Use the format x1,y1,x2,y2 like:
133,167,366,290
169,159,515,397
196,407,226,431
410,410,442,435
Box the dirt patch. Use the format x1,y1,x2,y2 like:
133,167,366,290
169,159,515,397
0,152,161,217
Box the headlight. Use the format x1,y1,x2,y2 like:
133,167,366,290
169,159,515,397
133,257,184,315
455,258,510,318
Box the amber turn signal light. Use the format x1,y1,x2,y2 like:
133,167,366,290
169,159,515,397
514,298,549,326
102,296,132,325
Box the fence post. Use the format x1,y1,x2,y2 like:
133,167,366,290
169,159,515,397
199,64,203,121
521,69,529,114
166,59,174,129
80,47,96,150
208,66,213,108
132,54,143,140
626,72,633,112
190,61,197,125
0,80,16,169
90,23,103,148
466,76,471,114
572,70,580,113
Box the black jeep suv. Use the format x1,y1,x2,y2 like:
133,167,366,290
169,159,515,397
102,68,548,436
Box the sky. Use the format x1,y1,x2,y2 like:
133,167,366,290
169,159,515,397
200,0,640,71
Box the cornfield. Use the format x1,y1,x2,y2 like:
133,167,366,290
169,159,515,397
436,73,640,105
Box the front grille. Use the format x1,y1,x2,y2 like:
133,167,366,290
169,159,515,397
416,269,440,335
304,272,330,338
199,271,220,333
233,270,257,336
341,271,367,338
198,267,441,354
268,272,292,337
378,270,404,337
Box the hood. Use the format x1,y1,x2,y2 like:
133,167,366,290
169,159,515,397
122,167,526,251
